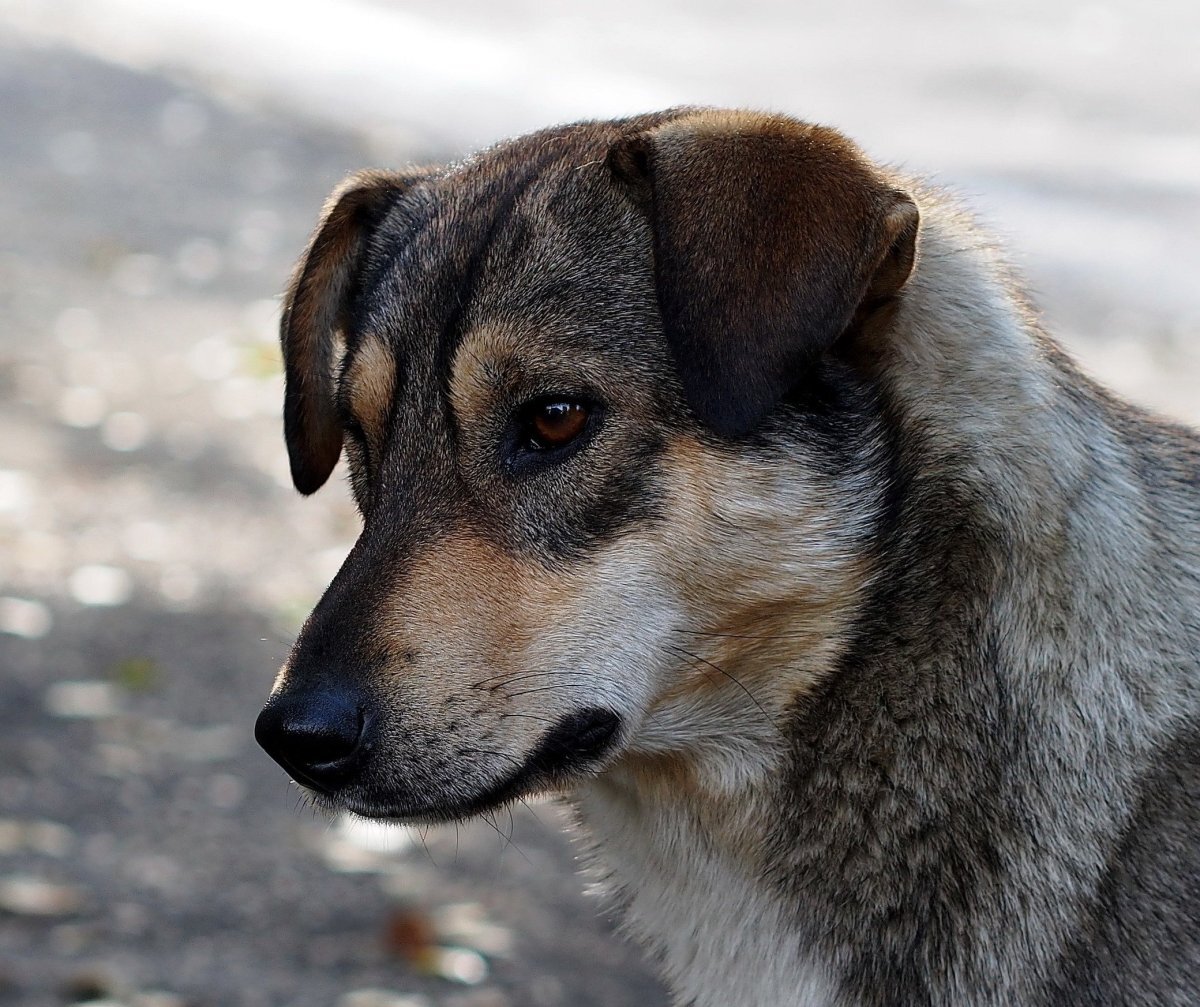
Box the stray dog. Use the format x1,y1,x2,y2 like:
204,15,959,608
255,108,1200,1006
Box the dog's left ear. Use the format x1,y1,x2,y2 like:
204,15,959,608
280,170,417,494
608,110,919,437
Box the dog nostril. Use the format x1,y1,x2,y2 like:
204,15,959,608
254,690,365,792
292,717,360,765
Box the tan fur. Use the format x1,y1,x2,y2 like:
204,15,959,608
439,324,875,799
394,531,553,678
636,438,871,751
260,110,1200,1007
344,335,396,450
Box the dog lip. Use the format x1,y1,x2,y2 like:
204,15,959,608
343,707,623,824
531,707,621,768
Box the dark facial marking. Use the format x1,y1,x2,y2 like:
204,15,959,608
342,126,681,564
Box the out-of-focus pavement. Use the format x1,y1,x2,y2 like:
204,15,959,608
0,26,665,1007
0,3,1196,1006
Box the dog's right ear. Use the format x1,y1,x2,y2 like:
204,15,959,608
280,170,415,494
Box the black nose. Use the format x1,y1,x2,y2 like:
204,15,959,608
255,690,366,793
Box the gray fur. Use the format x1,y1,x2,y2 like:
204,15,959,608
260,109,1200,1006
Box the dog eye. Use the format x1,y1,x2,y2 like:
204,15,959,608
523,400,590,451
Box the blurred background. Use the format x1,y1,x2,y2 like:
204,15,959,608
0,2,1196,1005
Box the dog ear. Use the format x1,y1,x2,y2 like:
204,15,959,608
280,170,415,494
608,111,919,437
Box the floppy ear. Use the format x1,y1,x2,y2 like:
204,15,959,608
608,111,919,437
280,170,414,494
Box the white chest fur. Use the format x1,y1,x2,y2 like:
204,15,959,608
573,777,843,1007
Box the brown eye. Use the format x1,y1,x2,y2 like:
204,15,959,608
527,401,590,450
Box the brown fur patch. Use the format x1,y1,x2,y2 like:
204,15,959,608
343,334,396,452
383,530,576,686
448,322,627,421
447,324,525,427
647,436,871,712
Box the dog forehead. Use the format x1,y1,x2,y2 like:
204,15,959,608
355,129,656,366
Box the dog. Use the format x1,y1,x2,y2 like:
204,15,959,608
254,108,1200,1006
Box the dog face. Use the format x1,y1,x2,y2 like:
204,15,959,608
255,109,919,822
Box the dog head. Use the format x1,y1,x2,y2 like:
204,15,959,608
255,109,919,821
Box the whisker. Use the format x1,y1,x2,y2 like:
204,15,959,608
482,809,502,842
457,746,530,777
479,806,532,866
414,825,439,868
501,683,595,699
518,797,546,827
471,669,595,691
499,712,559,726
667,644,786,739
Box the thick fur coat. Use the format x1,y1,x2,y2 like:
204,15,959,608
256,109,1200,1006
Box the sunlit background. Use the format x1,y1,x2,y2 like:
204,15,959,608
1,2,1197,1005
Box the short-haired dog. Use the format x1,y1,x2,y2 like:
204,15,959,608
256,108,1200,1006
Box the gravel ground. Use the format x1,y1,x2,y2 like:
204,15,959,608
0,12,1197,1007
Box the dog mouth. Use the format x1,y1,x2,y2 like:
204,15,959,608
314,706,623,824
